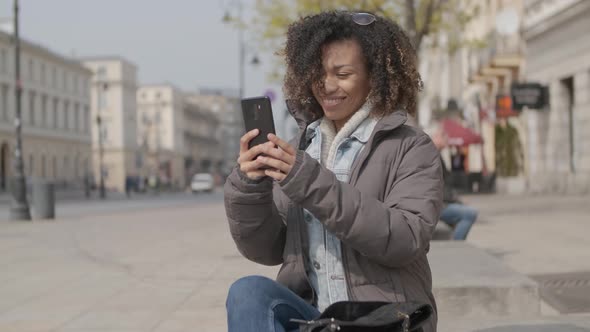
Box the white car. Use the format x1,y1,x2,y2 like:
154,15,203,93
191,173,215,193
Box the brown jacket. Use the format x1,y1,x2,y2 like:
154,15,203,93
224,104,443,331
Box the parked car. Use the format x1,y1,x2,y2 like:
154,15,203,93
190,173,215,193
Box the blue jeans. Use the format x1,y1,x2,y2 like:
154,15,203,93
440,203,478,240
226,275,320,332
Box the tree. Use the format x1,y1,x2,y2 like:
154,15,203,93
495,122,523,177
250,0,481,60
227,0,483,120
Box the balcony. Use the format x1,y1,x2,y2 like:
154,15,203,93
469,31,524,89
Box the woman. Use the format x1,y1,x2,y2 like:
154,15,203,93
224,11,442,332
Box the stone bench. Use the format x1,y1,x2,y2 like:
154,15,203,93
433,222,454,240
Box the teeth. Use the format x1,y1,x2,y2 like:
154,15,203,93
324,97,345,106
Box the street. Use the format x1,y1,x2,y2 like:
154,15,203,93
0,191,222,222
0,191,589,331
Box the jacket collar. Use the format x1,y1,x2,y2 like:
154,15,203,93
286,99,321,130
373,110,408,134
287,99,408,136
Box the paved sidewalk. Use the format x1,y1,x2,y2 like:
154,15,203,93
0,193,589,331
464,193,590,276
0,198,277,332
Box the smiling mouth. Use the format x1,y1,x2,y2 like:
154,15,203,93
322,97,346,107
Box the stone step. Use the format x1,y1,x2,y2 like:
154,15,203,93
438,315,590,332
429,241,540,319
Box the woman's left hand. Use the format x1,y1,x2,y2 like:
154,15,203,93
257,134,297,181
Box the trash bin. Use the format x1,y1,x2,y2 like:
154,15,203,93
33,180,55,219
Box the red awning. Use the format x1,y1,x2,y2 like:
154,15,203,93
441,119,483,146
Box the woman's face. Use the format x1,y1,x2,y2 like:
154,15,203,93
312,39,371,129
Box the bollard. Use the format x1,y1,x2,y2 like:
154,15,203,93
33,180,55,219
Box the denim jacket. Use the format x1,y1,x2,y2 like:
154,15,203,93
303,115,378,311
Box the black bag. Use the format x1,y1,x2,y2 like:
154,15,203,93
291,301,432,332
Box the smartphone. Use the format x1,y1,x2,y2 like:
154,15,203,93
241,96,276,149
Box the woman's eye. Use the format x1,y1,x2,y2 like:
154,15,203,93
337,73,351,78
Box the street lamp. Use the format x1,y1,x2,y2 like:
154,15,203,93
96,115,105,199
9,0,31,221
222,0,260,98
95,82,108,199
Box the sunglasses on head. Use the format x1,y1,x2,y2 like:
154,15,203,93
351,12,376,25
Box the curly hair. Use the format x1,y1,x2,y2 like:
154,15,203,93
283,11,422,118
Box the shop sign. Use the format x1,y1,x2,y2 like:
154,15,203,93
511,83,549,110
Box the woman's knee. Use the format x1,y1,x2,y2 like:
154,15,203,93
226,275,275,310
464,206,478,223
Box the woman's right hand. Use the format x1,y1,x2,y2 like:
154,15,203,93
238,129,274,180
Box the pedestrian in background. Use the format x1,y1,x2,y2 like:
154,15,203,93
223,11,442,332
430,126,478,240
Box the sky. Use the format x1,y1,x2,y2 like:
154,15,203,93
0,0,280,97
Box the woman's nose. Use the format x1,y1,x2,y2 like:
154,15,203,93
323,77,338,93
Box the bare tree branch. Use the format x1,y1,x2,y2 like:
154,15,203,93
405,0,418,45
414,0,437,50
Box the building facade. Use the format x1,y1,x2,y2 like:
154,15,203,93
183,94,222,178
522,0,590,194
82,57,139,193
137,84,186,188
188,91,241,177
419,0,527,193
0,30,92,193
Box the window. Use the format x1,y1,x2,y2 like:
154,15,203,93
83,158,89,177
52,156,57,179
83,105,89,132
0,48,6,73
41,95,47,127
28,58,34,81
62,71,66,90
29,91,35,126
40,63,46,85
98,88,108,110
73,75,78,93
1,85,7,120
73,103,79,131
52,98,58,128
80,79,86,97
96,66,107,80
74,154,79,178
63,101,69,130
64,156,69,175
52,66,57,87
102,126,108,143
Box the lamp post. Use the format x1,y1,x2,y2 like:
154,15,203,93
96,114,105,199
222,0,260,99
95,82,108,199
9,0,31,221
